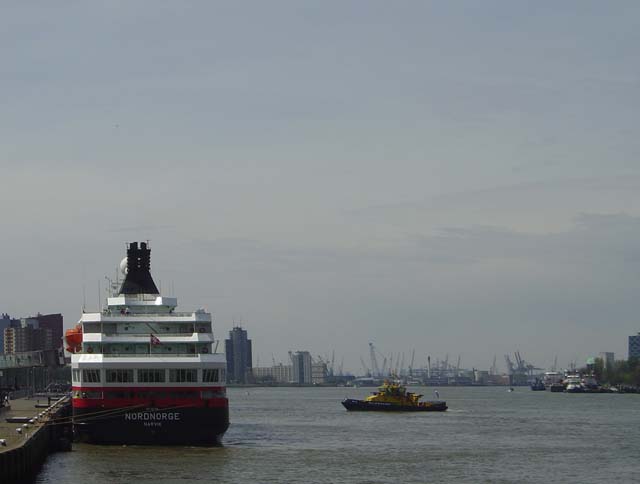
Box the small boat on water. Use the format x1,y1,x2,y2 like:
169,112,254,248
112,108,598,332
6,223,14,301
564,374,585,393
530,379,545,391
342,381,447,412
549,383,565,392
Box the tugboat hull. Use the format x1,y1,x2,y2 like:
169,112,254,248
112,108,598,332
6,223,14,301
342,398,447,412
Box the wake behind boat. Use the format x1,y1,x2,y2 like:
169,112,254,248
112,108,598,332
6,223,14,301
342,381,447,412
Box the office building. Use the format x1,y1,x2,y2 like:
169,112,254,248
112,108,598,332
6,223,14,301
291,351,312,384
311,361,328,385
252,364,293,384
0,313,11,353
35,313,63,350
3,318,54,354
598,352,615,369
225,327,252,383
629,333,640,360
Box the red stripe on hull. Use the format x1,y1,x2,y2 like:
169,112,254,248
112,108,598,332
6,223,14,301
72,386,228,409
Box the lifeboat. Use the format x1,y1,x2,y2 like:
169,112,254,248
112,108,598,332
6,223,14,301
65,324,83,353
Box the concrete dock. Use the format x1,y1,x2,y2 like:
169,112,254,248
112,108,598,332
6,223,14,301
0,395,72,483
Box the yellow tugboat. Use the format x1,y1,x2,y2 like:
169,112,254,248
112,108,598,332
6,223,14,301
342,380,447,412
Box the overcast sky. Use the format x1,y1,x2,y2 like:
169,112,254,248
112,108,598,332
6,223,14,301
2,1,640,374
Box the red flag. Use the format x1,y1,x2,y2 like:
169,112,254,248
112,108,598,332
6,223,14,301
150,334,161,345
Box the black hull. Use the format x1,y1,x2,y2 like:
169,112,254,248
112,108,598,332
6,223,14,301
73,406,229,446
342,398,447,412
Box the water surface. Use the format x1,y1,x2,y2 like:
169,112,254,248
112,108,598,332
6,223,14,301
37,386,640,483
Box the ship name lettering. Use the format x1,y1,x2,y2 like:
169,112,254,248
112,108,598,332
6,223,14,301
124,412,181,421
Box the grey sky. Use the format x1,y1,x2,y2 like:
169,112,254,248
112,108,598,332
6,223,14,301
2,1,640,373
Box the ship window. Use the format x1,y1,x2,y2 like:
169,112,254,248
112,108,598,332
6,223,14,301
138,369,166,383
169,369,197,383
106,369,134,383
82,369,101,383
203,369,219,382
72,369,80,383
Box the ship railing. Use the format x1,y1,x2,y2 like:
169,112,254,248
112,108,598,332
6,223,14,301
100,311,197,317
102,353,201,357
99,332,203,337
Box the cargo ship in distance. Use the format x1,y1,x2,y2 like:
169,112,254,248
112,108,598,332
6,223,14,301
66,242,229,445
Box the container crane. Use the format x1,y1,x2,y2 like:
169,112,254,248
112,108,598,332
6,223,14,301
409,349,415,377
369,343,381,377
360,356,370,377
490,355,497,375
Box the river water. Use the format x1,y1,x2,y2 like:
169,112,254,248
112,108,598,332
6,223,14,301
36,386,640,483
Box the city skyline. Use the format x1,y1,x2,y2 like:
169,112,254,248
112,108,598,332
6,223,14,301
2,2,640,374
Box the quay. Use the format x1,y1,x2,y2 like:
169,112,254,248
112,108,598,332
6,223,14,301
0,394,72,483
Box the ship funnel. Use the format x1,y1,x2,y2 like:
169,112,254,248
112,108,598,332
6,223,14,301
118,241,160,295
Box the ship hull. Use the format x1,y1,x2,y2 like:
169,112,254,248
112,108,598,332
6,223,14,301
342,398,447,412
73,405,229,445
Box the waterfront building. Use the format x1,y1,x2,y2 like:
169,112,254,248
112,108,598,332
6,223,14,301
3,318,54,354
474,370,489,385
252,363,293,383
629,333,640,359
35,313,63,350
225,327,253,383
598,352,615,369
311,361,328,384
291,351,312,384
0,313,11,353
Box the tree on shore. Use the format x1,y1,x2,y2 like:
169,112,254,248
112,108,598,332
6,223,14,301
591,357,640,386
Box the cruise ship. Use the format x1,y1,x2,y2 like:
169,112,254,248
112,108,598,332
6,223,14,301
66,242,229,445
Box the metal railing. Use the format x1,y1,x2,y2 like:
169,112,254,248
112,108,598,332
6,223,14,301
0,350,47,369
100,311,200,318
102,353,201,358
83,330,210,336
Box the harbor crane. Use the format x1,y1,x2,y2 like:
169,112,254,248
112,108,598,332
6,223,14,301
360,356,370,377
330,350,335,377
504,355,515,375
369,343,381,377
409,349,415,377
489,355,497,375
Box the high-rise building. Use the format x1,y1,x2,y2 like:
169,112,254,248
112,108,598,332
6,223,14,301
311,361,328,385
598,352,615,369
291,351,312,384
629,333,640,360
3,318,54,354
35,313,63,350
225,327,252,383
0,313,11,353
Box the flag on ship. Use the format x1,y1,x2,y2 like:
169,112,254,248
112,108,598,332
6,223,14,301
150,333,161,345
